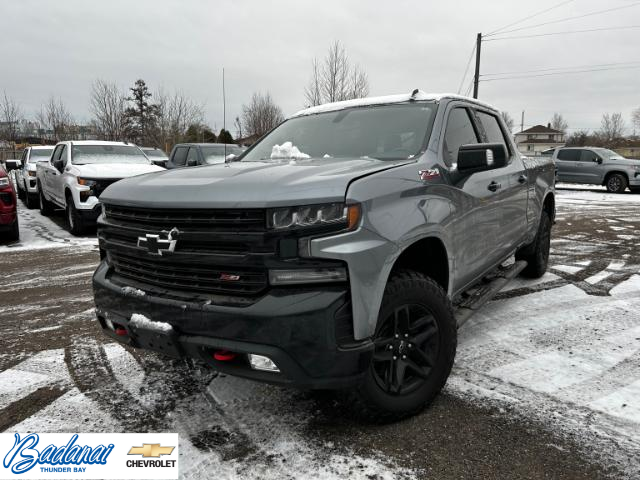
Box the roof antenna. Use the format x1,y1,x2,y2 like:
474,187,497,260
410,89,420,101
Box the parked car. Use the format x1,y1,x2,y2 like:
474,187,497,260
36,141,165,235
15,145,55,208
140,147,169,168
553,146,640,193
93,91,555,420
0,163,19,241
166,143,246,168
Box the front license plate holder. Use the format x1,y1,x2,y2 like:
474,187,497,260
130,326,182,359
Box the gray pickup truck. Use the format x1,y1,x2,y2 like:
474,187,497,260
93,91,555,420
553,146,640,193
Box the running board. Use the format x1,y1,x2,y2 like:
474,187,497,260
454,260,527,328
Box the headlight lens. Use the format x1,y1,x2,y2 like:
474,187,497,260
77,177,97,187
269,267,347,285
0,178,9,187
267,203,360,230
27,171,37,177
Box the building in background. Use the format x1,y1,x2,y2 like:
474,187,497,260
514,124,565,155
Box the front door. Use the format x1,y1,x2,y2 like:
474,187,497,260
576,149,603,185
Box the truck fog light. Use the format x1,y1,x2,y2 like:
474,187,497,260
268,267,347,285
248,354,280,372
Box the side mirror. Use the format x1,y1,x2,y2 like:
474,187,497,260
186,159,198,167
5,159,21,171
595,157,603,164
457,143,508,173
225,154,237,163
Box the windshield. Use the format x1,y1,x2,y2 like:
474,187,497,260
72,145,150,165
241,103,437,162
142,149,167,158
597,149,625,159
30,148,54,159
202,145,245,164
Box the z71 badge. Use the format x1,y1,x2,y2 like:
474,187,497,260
419,168,440,181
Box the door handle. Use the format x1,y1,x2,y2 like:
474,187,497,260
518,174,528,184
487,181,501,192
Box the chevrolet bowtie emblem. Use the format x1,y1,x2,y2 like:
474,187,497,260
137,227,180,256
128,444,175,457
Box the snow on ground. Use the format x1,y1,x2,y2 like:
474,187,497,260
0,198,97,253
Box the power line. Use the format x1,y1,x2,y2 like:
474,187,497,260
484,25,640,41
457,42,476,94
486,0,576,36
484,2,640,37
482,60,640,77
480,64,640,82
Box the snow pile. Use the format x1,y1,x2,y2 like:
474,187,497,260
270,142,310,160
130,313,173,333
122,286,146,297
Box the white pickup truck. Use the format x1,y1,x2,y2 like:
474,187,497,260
36,141,165,235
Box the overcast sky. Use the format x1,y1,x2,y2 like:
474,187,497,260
1,0,639,135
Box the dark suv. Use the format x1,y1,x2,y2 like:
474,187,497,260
166,143,246,169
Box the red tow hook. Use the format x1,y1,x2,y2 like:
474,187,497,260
113,323,128,336
213,350,237,361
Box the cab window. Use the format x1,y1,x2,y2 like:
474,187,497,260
580,150,600,162
443,108,479,166
172,147,188,166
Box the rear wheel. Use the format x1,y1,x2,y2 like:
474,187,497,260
605,173,628,193
25,188,37,209
516,211,552,278
66,196,86,236
351,270,457,422
38,187,54,216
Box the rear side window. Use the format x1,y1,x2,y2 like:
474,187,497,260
476,111,508,145
557,149,580,161
172,147,188,166
443,108,479,166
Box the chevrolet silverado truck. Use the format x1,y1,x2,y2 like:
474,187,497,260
93,91,555,420
15,145,55,209
36,141,165,235
553,146,640,193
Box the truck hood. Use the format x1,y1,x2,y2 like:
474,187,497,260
604,157,640,166
71,163,165,179
101,157,413,208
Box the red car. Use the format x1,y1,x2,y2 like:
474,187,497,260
0,164,19,241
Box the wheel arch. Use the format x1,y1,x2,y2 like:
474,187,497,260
602,170,629,186
390,236,450,294
542,191,555,222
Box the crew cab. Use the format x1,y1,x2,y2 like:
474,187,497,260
0,163,19,241
93,92,555,420
553,146,640,193
37,141,165,235
166,143,246,168
15,145,55,209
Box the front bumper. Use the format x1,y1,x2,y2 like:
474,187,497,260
78,204,102,223
630,171,640,186
92,261,373,389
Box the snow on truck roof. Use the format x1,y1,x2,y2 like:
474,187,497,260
290,91,498,117
66,140,135,146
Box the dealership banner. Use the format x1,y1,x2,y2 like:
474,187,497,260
0,433,178,479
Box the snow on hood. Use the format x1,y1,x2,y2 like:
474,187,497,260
71,162,164,179
270,142,310,160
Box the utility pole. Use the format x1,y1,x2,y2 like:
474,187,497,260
521,111,525,132
473,33,482,99
222,67,226,154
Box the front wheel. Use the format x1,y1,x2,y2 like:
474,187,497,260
605,173,628,193
66,199,86,236
350,270,457,422
7,217,19,242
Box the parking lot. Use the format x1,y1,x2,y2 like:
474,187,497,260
0,185,637,479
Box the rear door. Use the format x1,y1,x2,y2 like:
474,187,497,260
474,109,529,256
51,144,67,204
44,145,62,196
555,148,581,183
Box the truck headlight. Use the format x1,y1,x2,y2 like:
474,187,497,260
269,267,347,285
77,177,97,187
27,171,37,177
267,203,360,230
0,178,9,187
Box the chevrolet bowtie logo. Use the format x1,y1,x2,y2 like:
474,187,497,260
137,227,180,256
128,444,175,457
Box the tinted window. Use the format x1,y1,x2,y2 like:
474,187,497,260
52,145,63,161
580,150,600,162
172,147,188,166
187,147,199,165
477,111,507,145
443,108,479,166
241,103,437,162
557,149,581,161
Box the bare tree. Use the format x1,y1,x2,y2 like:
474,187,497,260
550,112,568,134
0,92,23,144
500,111,515,133
38,96,73,141
241,92,284,138
632,106,640,137
566,130,591,147
304,41,370,106
90,79,128,141
151,88,204,150
599,112,626,145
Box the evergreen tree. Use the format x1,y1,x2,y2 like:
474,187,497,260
217,128,234,144
124,79,158,144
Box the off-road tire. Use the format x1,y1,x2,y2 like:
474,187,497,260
605,173,628,193
66,197,86,236
7,217,19,242
38,186,54,216
25,188,38,209
17,182,25,200
516,211,552,278
349,270,457,422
